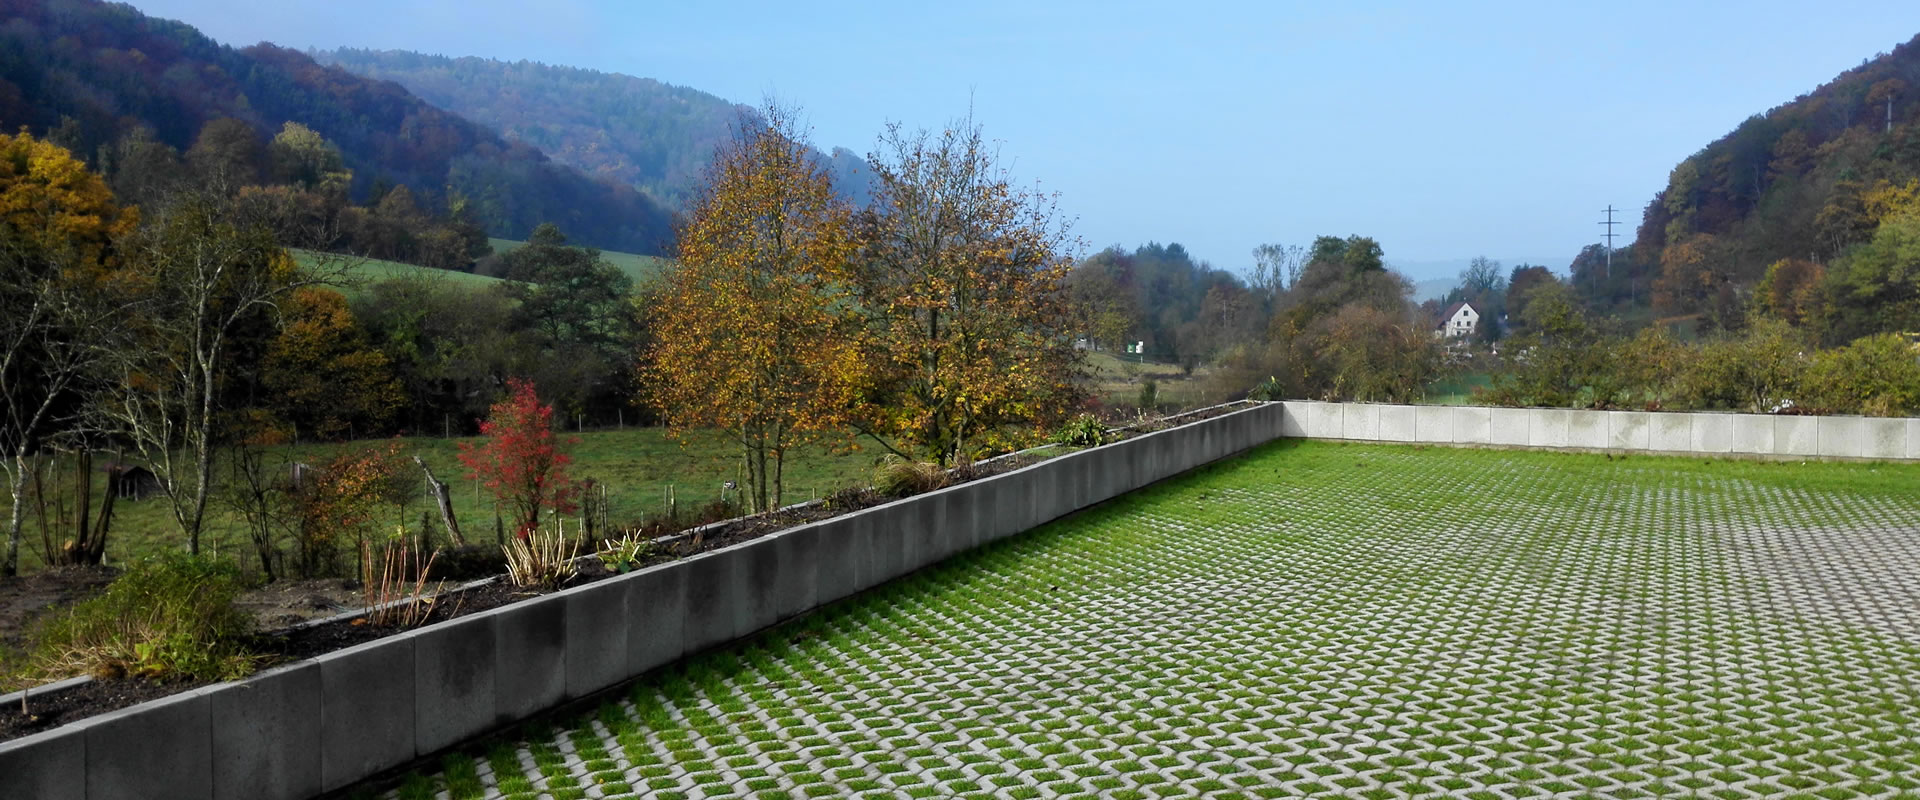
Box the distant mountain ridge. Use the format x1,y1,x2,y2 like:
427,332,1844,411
0,0,676,254
312,48,874,210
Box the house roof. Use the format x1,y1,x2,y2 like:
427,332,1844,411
1434,301,1476,329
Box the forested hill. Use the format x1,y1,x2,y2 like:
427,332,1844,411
0,0,676,255
1626,31,1920,338
312,48,875,210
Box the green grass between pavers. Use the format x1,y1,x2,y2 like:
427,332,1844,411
489,237,672,285
4,428,876,575
356,440,1920,799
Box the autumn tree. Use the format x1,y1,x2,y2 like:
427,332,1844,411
0,132,137,576
458,378,581,535
647,106,866,511
269,122,352,195
859,116,1082,464
262,287,405,440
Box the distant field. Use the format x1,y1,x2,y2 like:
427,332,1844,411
290,250,501,294
1083,351,1222,413
1423,372,1492,405
489,237,672,284
4,428,875,576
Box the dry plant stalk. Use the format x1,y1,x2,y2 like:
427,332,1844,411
503,519,580,589
361,534,446,628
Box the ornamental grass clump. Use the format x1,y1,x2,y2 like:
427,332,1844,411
28,553,257,682
873,455,948,498
504,520,580,589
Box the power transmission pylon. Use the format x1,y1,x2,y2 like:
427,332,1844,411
1598,205,1620,279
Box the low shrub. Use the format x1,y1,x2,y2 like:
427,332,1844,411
1051,414,1108,448
873,455,949,498
595,533,651,574
25,553,257,682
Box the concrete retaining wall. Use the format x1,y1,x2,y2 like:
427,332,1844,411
0,403,1288,800
1277,401,1920,461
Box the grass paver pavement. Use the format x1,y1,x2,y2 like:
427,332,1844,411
359,440,1920,799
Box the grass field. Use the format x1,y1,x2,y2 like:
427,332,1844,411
1422,372,1491,405
489,238,672,285
1083,351,1221,413
355,440,1920,799
4,428,876,575
289,249,503,293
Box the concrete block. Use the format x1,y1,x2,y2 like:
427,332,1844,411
565,577,631,699
1279,401,1307,437
1910,418,1920,460
811,515,862,607
0,726,84,800
493,591,566,721
1308,402,1345,439
1821,416,1906,459
205,662,321,800
1864,417,1908,460
1148,426,1182,483
410,613,494,756
82,687,212,799
1529,408,1570,448
940,481,981,560
1489,408,1530,446
771,525,820,622
1415,406,1452,443
1731,414,1774,454
1649,413,1691,453
1608,411,1652,451
680,548,740,655
626,562,687,676
1091,439,1130,503
319,636,414,792
1378,404,1417,442
1567,411,1609,449
989,465,1036,541
864,501,909,583
1690,413,1735,454
1342,404,1381,441
1776,415,1819,456
1452,406,1492,444
738,534,781,634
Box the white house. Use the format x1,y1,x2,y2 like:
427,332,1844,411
1434,301,1479,339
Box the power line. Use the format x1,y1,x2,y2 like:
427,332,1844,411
1598,205,1620,279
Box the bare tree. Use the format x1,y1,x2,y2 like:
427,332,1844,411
1251,243,1305,299
88,192,342,555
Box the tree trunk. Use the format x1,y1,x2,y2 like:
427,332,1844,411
67,451,91,565
412,456,465,545
4,453,26,577
772,449,785,511
87,478,114,566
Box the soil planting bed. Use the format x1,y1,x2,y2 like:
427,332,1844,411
0,426,1104,743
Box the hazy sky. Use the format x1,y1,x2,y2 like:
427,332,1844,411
129,0,1920,278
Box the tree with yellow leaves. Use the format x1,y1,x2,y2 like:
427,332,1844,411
0,131,138,576
646,106,866,513
858,117,1083,465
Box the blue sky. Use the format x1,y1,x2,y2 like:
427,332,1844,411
132,0,1920,279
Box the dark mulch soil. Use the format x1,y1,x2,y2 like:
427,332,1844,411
0,565,119,653
0,405,1258,743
